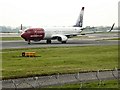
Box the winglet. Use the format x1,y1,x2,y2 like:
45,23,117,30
108,23,115,32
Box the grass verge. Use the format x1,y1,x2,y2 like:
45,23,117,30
1,37,22,41
2,45,118,79
48,80,118,88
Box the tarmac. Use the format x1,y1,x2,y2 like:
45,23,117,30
1,33,119,49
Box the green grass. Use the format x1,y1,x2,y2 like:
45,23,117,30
2,45,118,79
48,80,118,89
1,37,23,41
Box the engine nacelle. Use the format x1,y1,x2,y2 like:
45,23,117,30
57,35,68,42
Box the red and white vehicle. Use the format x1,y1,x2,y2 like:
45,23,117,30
20,7,85,44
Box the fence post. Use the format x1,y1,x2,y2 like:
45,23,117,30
33,77,39,88
80,81,83,89
12,80,17,89
96,70,105,87
112,67,118,79
56,73,60,85
75,72,79,80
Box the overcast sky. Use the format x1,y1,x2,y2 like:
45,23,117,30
0,0,119,27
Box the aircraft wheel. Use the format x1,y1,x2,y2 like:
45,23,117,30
28,40,31,44
28,42,30,44
47,40,51,44
62,41,66,44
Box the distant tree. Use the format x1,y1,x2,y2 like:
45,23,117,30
0,26,28,33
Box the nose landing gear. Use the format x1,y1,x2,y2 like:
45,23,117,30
28,40,31,44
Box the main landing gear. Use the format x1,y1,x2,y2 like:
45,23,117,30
27,39,66,44
46,40,66,44
46,39,51,44
61,41,66,44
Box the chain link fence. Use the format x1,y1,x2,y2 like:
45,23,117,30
2,69,119,89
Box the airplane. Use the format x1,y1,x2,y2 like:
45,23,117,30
20,7,85,44
20,7,115,44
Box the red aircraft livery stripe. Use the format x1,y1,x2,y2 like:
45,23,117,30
21,28,45,41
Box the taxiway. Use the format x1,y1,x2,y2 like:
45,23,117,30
1,33,119,49
1,39,118,49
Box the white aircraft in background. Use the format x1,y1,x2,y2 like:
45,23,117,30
20,7,85,44
20,7,115,44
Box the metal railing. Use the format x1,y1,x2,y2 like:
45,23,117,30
2,68,119,88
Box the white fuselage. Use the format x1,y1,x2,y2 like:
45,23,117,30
43,26,82,39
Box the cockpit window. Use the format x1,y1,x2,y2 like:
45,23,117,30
24,29,31,33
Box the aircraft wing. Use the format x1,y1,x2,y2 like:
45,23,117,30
80,23,115,35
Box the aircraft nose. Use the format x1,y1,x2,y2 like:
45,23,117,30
21,32,27,40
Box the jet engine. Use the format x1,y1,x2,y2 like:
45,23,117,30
57,35,68,43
